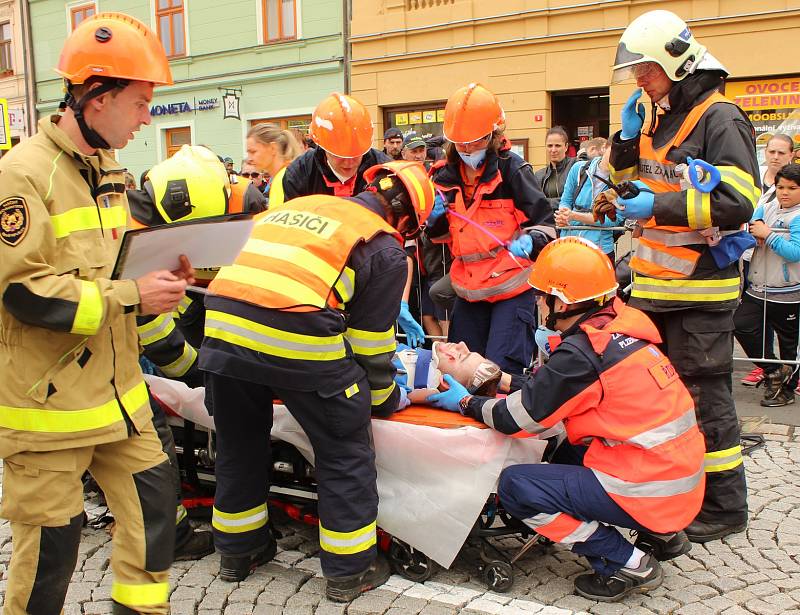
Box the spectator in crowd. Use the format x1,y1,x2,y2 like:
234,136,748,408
290,127,312,151
577,137,608,161
535,126,577,211
383,127,403,160
425,134,446,162
555,143,617,261
245,122,303,207
401,133,427,163
281,93,390,201
223,156,237,183
735,163,800,407
240,163,266,195
741,134,795,387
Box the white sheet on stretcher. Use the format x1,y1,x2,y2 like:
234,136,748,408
144,374,547,568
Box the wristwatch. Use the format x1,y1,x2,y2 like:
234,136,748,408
458,394,473,415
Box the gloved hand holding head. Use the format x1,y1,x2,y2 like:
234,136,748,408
363,161,436,239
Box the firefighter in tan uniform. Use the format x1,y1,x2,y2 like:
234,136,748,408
0,14,193,615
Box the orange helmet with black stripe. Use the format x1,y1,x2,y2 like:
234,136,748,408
363,161,435,238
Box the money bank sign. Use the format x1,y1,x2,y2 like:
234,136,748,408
150,97,220,117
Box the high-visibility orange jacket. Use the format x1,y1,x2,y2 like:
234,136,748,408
610,72,759,310
428,147,554,303
464,299,705,532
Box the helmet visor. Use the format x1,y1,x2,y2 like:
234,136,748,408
612,60,661,84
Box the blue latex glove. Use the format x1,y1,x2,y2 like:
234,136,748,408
621,88,645,140
616,184,654,220
426,374,470,413
398,301,425,348
508,234,533,258
427,193,447,225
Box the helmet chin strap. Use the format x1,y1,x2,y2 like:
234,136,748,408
62,79,128,151
544,295,602,330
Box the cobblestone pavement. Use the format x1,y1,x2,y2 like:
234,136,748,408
0,423,799,614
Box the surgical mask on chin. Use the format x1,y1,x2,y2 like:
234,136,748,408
458,148,487,170
535,325,561,357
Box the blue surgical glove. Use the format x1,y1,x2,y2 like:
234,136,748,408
427,194,447,225
621,88,645,140
426,374,470,413
508,234,533,258
398,301,425,348
617,187,654,220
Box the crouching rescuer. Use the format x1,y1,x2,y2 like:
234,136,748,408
428,237,705,602
199,161,436,601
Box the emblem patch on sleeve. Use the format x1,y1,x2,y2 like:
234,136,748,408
0,197,29,246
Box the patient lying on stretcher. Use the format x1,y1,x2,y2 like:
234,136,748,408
395,341,510,404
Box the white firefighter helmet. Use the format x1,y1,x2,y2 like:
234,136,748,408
612,10,707,83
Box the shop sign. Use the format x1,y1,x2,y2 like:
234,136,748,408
7,107,24,132
726,77,800,160
150,97,220,117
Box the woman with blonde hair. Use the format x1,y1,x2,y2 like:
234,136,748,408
246,122,303,207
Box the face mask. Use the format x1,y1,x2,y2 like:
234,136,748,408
535,325,561,357
458,148,487,170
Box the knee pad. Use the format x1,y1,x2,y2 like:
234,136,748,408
25,513,83,615
133,459,176,571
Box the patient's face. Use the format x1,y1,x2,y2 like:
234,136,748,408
434,342,487,386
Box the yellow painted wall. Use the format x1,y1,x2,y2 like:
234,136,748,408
350,0,800,169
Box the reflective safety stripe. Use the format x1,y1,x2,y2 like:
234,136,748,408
244,238,341,288
640,228,740,247
633,243,698,277
214,264,329,308
638,158,682,187
593,466,704,498
610,164,637,183
50,205,127,239
345,327,396,356
371,383,396,406
136,314,175,346
176,505,187,525
504,391,541,433
334,266,355,304
718,166,760,206
459,246,503,263
344,383,360,398
686,188,712,230
212,502,268,534
205,310,346,361
175,295,193,317
111,581,170,607
631,274,741,302
319,521,377,555
481,398,497,429
523,512,599,545
452,267,531,302
704,445,743,473
71,280,104,335
626,408,697,449
0,380,148,433
160,343,197,377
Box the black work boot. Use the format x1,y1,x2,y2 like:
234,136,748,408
685,519,746,543
219,537,277,582
761,385,795,407
175,528,215,561
326,555,391,603
574,553,663,602
633,530,691,561
760,365,794,406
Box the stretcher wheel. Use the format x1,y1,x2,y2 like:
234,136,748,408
483,560,513,592
389,538,435,583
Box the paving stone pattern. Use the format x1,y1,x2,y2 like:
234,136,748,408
1,428,799,614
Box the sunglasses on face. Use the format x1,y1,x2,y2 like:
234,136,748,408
241,172,261,179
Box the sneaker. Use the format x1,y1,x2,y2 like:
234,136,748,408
174,528,214,561
760,365,795,406
741,367,764,386
219,538,277,582
573,553,663,602
632,530,691,561
761,387,795,407
326,555,391,603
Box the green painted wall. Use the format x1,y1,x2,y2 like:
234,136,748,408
30,0,344,179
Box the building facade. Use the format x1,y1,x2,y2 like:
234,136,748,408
30,0,345,181
350,0,800,169
0,0,34,153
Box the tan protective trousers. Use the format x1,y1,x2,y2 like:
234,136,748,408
1,421,175,615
